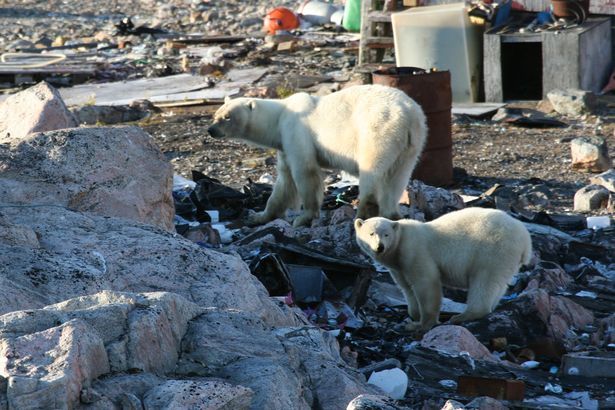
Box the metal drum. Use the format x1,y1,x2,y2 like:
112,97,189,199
372,66,453,187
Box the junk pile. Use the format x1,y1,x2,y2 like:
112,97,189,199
0,0,361,97
166,162,614,408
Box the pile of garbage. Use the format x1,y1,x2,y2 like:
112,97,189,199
165,162,615,409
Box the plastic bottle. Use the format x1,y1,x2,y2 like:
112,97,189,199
342,0,361,32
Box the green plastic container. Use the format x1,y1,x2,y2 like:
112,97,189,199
343,0,361,32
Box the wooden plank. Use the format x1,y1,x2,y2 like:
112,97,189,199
0,65,97,75
54,67,267,107
367,11,392,23
542,29,580,97
500,33,541,43
147,86,241,105
16,43,100,53
484,34,503,102
58,73,212,106
452,102,506,117
364,37,395,47
578,19,612,94
358,0,374,65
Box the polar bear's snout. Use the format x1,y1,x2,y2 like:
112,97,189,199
208,124,225,139
376,243,385,254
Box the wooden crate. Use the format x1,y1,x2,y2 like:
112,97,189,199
484,17,612,101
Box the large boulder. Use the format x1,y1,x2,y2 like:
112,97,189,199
0,291,249,409
465,289,594,348
573,184,610,211
0,82,78,142
0,126,175,231
0,290,376,409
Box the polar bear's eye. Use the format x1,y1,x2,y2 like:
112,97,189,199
223,114,231,121
369,232,374,236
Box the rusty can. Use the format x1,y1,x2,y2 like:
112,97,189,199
372,67,453,187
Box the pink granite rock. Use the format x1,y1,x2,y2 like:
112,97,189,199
0,82,77,142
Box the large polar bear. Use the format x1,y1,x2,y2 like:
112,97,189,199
354,207,533,331
208,84,427,227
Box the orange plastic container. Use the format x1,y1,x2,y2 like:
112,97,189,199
263,7,300,34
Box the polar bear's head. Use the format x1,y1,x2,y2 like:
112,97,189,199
354,217,399,259
208,96,257,140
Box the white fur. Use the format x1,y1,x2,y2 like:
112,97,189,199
354,208,533,331
209,84,427,227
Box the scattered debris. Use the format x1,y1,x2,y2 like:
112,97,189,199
457,376,525,401
561,351,615,378
491,107,566,127
367,368,409,400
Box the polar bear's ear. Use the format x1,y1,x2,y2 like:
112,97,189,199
224,96,232,104
391,221,399,231
354,219,364,230
247,100,256,111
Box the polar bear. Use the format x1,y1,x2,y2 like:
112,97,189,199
207,84,427,227
354,207,532,331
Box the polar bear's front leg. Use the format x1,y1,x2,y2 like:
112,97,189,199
286,154,324,228
389,269,420,321
248,153,299,225
406,272,442,331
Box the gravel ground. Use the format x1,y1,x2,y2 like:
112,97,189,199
1,0,613,216
142,105,615,215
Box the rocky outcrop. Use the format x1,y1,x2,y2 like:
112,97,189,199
177,309,376,409
0,206,291,325
0,205,377,409
0,290,377,409
0,126,175,230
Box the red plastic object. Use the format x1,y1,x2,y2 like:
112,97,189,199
601,69,615,94
263,7,300,35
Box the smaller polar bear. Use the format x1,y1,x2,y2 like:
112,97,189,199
207,84,427,227
354,207,532,331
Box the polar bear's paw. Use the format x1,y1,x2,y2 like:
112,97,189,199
404,321,425,332
292,214,314,228
407,306,420,322
246,210,272,226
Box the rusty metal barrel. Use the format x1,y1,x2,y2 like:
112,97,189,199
372,67,453,187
